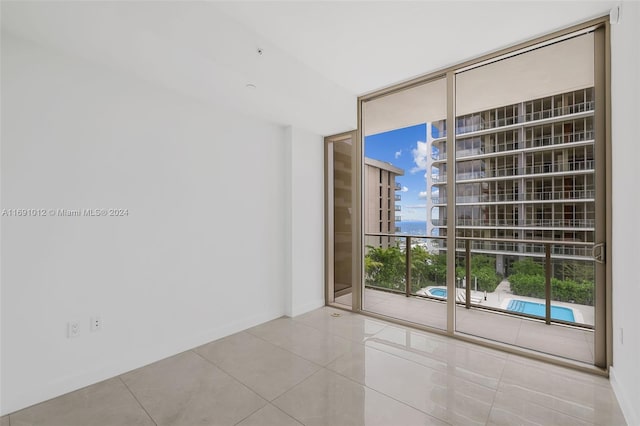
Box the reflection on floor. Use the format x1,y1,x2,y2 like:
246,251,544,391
336,287,594,364
2,306,625,426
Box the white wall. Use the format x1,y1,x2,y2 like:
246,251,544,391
0,34,294,414
610,2,640,425
284,126,325,317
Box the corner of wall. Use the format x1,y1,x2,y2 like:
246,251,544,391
610,367,639,426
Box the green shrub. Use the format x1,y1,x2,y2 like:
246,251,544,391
456,255,501,293
508,271,594,306
511,258,544,276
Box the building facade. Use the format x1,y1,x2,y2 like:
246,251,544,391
429,87,595,275
364,157,404,248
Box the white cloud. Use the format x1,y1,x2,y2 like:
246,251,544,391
401,186,409,192
418,191,428,199
394,150,402,159
411,141,428,175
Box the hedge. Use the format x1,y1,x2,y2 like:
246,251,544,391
508,273,594,306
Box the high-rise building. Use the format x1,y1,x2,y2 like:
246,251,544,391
429,87,595,275
364,157,404,248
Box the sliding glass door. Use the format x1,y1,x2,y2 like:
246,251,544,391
326,20,609,368
359,78,449,330
452,30,606,366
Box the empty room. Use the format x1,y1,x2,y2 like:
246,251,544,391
1,1,639,425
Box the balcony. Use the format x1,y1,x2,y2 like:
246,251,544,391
456,218,595,228
395,194,401,201
453,101,595,136
394,205,401,212
526,130,594,149
455,189,595,204
524,101,594,122
431,152,447,161
395,215,401,222
455,160,594,182
394,182,402,191
357,233,595,363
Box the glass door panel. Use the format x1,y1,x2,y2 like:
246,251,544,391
361,78,448,330
453,32,603,363
326,132,357,308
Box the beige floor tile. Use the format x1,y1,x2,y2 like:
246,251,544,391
120,351,266,426
363,288,595,364
4,305,627,426
292,307,387,342
246,317,356,366
455,308,523,344
514,326,594,363
365,325,506,389
235,404,302,426
327,344,495,425
488,391,592,426
273,369,448,426
8,378,153,426
518,317,594,341
499,358,626,425
195,331,320,400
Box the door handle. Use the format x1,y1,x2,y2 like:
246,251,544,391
592,242,605,264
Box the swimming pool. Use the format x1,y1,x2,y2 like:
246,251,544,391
429,288,447,298
506,299,575,322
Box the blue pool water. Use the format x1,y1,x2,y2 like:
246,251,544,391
429,288,447,298
506,299,575,322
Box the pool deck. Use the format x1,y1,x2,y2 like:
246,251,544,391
335,283,595,364
421,283,592,325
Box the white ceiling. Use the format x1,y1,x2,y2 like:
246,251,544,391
1,1,618,136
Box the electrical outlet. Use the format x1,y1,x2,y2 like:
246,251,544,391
90,316,102,332
67,321,80,338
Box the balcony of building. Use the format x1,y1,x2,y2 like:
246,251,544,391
356,233,597,364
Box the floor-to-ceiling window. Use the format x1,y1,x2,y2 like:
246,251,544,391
326,18,610,369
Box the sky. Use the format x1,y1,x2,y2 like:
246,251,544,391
364,123,430,222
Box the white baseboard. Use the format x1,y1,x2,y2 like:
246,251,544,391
610,366,639,426
1,309,284,416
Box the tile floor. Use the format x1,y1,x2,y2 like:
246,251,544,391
2,307,626,426
338,288,595,363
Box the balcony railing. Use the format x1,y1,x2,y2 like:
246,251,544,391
453,101,595,136
395,205,401,212
431,152,447,161
454,189,595,204
454,130,595,160
524,101,594,122
431,174,447,183
395,194,401,201
456,160,594,181
523,189,595,201
454,240,593,257
395,216,401,222
364,232,595,328
526,130,595,149
456,218,595,228
394,182,402,191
